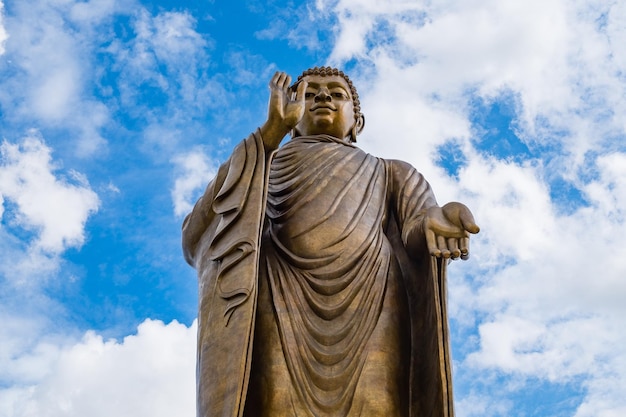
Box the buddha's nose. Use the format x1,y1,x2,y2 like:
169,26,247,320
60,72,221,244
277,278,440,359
315,89,331,102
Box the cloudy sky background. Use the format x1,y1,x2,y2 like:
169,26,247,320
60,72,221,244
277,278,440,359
1,0,625,416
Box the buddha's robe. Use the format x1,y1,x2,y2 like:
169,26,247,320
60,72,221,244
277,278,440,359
183,131,455,417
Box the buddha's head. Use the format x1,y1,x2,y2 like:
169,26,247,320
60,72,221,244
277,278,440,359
291,67,365,142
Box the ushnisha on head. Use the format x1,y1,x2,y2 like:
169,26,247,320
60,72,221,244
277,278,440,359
291,66,365,142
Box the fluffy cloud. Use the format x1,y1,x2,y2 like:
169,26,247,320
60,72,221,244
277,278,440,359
0,319,196,417
323,0,626,158
0,0,124,156
0,1,216,157
0,131,99,255
171,148,217,217
452,152,626,416
110,8,209,100
108,9,220,135
0,1,7,55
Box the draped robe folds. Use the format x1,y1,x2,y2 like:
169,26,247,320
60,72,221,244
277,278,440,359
182,131,456,417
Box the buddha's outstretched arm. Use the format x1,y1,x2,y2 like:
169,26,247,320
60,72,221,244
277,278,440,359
387,159,479,260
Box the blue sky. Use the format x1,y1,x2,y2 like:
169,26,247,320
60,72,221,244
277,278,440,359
1,0,625,416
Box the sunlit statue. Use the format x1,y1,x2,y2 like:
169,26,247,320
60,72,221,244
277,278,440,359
182,67,479,417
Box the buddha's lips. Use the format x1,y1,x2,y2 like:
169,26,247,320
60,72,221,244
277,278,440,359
310,104,336,112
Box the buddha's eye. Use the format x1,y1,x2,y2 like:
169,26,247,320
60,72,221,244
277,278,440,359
305,92,315,99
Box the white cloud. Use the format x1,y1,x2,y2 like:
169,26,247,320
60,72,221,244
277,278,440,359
128,9,205,75
0,131,99,255
69,0,118,25
0,1,7,55
455,392,512,417
0,311,63,388
254,2,334,52
585,152,626,219
0,319,196,417
0,0,123,156
0,0,217,157
324,0,626,159
105,8,227,153
449,152,626,414
110,9,211,105
171,148,217,217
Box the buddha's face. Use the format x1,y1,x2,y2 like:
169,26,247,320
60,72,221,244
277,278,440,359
293,75,357,140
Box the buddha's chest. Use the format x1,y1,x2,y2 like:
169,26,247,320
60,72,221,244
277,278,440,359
266,150,389,258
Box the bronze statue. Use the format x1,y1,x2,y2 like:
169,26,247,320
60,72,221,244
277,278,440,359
182,67,479,417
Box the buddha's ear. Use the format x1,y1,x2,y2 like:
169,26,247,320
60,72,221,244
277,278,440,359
356,114,365,134
350,114,365,142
